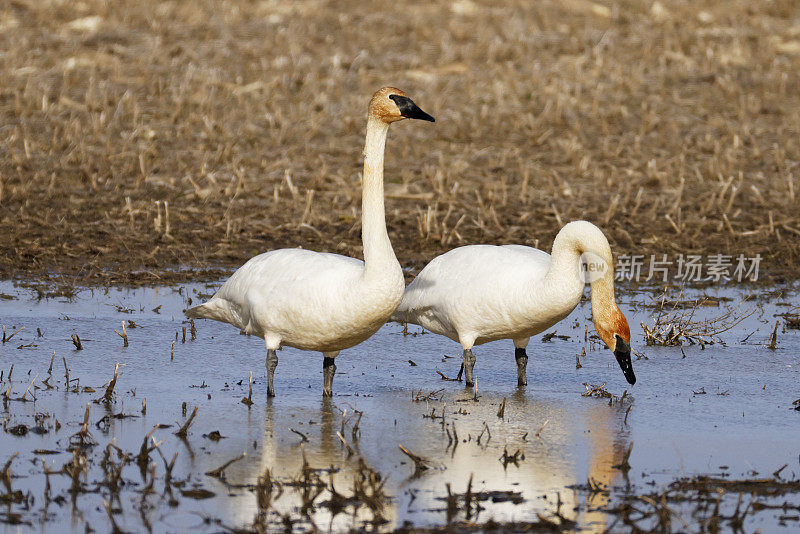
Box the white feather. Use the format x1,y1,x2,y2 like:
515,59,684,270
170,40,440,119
187,87,433,395
392,221,614,349
194,249,403,352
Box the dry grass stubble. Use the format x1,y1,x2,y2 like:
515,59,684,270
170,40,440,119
1,0,799,284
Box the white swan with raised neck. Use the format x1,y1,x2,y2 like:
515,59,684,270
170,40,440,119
187,87,434,396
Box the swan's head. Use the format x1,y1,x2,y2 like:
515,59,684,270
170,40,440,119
595,308,636,385
559,220,636,385
369,87,435,124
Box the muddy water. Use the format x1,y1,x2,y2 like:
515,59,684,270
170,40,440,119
0,281,798,532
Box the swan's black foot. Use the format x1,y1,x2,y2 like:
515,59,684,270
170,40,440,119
462,349,476,387
515,347,528,386
322,356,336,397
266,349,278,397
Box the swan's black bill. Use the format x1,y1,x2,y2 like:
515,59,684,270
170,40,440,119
389,94,435,122
614,335,636,385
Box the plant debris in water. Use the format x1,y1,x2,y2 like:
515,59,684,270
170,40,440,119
642,291,756,346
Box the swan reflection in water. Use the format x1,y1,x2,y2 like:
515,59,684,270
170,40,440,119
203,388,631,532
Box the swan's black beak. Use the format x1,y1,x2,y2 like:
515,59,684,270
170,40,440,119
614,335,636,385
389,95,435,122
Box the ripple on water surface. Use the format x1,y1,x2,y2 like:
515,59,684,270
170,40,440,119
0,281,798,531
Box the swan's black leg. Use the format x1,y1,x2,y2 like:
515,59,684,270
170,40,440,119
515,347,528,386
322,353,337,397
266,349,278,397
462,349,476,387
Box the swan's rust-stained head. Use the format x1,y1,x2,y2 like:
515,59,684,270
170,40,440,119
594,304,636,385
369,87,435,124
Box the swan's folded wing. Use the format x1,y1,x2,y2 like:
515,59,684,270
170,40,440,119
193,249,364,330
393,245,551,323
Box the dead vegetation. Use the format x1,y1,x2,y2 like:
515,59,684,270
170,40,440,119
605,473,800,532
642,291,756,346
1,0,799,285
783,313,800,329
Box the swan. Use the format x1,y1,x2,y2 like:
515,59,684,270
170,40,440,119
392,220,636,387
186,87,434,397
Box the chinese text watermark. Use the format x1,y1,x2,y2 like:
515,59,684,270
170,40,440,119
614,254,761,283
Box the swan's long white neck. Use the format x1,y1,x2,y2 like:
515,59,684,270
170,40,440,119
545,221,617,312
361,115,396,277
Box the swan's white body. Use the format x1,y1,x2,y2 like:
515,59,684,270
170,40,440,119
193,249,403,352
393,221,635,385
187,87,433,395
393,221,606,348
393,243,584,348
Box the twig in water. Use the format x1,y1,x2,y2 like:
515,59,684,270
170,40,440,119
500,446,525,468
290,428,309,443
612,442,634,475
465,473,474,519
337,431,354,457
206,451,246,478
624,404,633,425
241,371,253,407
71,333,83,350
0,453,19,493
2,326,24,344
68,403,97,451
351,410,363,441
99,363,120,403
42,351,55,389
398,443,430,474
436,370,460,381
114,321,128,347
767,320,779,350
476,421,491,445
19,372,38,401
175,406,198,437
583,382,610,397
135,427,161,472
536,419,549,438
773,464,788,478
497,397,507,418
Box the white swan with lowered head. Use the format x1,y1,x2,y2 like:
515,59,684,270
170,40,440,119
392,221,636,387
187,87,434,397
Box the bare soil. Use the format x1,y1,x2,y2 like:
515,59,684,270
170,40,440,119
1,0,799,285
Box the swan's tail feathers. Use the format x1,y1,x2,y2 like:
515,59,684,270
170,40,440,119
185,298,246,329
185,303,211,319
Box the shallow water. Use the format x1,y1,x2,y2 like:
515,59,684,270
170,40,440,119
0,281,798,532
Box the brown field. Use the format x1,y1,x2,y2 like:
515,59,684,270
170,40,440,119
1,0,799,285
